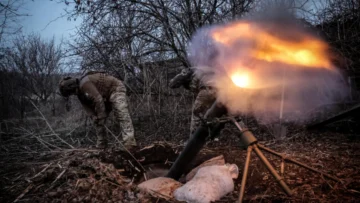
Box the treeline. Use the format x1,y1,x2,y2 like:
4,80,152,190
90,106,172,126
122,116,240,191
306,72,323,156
0,34,63,119
1,0,360,120
316,0,360,88
62,0,360,94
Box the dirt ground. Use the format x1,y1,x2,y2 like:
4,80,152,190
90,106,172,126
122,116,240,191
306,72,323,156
1,119,360,203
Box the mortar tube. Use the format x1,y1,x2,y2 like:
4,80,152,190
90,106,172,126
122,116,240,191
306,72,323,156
166,101,227,180
165,125,210,180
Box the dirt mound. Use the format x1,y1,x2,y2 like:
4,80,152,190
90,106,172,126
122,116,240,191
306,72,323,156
5,142,182,203
2,132,360,203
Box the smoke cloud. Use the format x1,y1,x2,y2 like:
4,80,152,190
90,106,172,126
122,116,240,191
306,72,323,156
187,4,349,124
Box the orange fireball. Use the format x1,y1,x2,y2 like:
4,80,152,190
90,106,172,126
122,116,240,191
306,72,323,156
231,72,250,88
209,21,334,89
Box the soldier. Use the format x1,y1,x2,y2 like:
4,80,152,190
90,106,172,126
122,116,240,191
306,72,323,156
59,71,137,149
169,68,217,137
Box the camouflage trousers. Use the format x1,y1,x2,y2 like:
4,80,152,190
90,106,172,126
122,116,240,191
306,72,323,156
95,87,136,146
190,88,217,137
110,89,136,146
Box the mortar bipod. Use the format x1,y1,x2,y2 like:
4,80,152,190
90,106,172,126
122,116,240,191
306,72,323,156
230,118,341,202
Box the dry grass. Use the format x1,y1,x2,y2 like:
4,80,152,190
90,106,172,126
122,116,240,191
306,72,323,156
1,91,359,202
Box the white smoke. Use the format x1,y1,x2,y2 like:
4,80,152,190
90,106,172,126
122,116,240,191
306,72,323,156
187,4,349,124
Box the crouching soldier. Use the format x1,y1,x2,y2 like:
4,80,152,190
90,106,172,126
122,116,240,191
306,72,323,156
59,71,137,149
169,68,216,137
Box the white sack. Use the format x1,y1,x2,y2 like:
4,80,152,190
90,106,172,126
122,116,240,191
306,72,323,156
174,164,239,203
185,155,225,182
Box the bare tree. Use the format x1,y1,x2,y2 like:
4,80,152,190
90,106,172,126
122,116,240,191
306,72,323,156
315,0,360,70
60,0,255,95
0,0,28,44
68,0,254,63
6,34,63,104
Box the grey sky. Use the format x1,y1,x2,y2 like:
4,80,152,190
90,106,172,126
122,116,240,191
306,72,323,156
18,0,327,44
21,0,80,44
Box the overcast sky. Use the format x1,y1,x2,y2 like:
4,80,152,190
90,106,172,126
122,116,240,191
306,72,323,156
20,0,80,44
16,0,327,46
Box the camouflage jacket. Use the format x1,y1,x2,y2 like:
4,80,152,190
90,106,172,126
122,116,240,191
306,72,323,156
77,71,126,121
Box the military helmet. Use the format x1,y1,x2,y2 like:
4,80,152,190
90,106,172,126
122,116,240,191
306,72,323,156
59,77,79,97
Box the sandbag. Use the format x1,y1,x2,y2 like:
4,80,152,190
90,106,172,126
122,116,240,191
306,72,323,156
138,177,182,200
185,155,225,182
174,164,239,203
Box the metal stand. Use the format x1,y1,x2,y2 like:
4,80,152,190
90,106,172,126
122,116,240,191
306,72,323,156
166,101,341,203
230,117,341,202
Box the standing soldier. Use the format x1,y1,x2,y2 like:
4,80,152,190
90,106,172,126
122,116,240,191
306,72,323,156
59,71,137,149
169,68,217,137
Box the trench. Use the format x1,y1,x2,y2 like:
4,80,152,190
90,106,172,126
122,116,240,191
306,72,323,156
100,143,223,184
99,144,181,184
